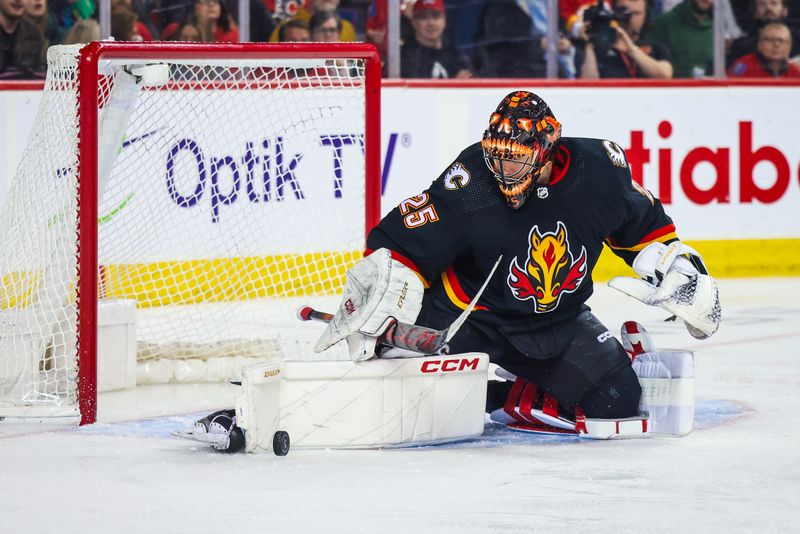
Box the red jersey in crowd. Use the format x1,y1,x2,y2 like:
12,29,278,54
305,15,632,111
728,53,800,78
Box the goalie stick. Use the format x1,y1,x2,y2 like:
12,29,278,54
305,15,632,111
298,255,503,355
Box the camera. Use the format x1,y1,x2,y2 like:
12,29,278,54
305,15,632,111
583,0,633,52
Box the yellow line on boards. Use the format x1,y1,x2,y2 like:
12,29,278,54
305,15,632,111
593,239,800,280
3,240,798,310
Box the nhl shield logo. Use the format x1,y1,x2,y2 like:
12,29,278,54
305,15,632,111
507,221,587,313
537,187,548,199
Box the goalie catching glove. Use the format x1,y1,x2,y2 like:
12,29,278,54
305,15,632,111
315,248,425,361
608,241,721,339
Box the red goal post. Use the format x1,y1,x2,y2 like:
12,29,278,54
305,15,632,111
0,42,382,425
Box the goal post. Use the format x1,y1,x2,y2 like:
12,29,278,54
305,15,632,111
0,42,382,425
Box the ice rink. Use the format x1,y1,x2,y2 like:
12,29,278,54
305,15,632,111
1,278,799,533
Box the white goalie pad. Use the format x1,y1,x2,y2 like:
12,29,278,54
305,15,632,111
235,353,490,452
633,350,695,436
314,248,425,360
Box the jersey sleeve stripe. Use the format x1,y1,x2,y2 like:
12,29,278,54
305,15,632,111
366,247,431,288
605,224,678,252
441,266,489,311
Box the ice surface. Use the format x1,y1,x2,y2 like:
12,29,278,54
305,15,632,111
1,278,799,533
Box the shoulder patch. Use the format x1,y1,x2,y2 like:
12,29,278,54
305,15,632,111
601,140,628,168
443,162,472,190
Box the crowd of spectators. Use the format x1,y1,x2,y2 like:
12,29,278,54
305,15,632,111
1,0,798,80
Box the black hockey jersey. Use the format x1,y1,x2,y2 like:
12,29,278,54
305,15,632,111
367,137,678,323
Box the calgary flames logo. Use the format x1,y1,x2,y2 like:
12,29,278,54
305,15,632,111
507,222,587,313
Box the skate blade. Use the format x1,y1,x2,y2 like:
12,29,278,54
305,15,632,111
172,428,228,447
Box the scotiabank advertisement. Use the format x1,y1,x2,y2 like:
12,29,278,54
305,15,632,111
1,83,799,276
379,85,800,241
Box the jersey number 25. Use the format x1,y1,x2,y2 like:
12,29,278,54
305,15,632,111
399,193,439,229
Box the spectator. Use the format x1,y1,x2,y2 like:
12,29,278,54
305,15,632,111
47,0,95,32
24,0,65,51
196,0,238,41
112,0,157,40
62,15,98,44
172,21,201,41
650,0,743,69
278,17,309,41
580,0,673,78
111,5,141,41
365,0,388,55
308,10,361,76
0,0,46,79
270,0,356,42
728,20,800,76
729,0,799,62
476,0,575,78
658,0,743,44
651,0,714,77
163,0,239,42
309,8,341,42
401,0,472,78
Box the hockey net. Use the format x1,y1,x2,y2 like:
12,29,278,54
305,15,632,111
0,43,380,423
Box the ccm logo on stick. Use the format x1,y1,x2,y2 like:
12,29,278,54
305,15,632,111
420,358,480,373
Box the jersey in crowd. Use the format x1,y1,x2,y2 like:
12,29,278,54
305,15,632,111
367,137,678,325
400,38,472,78
727,52,800,78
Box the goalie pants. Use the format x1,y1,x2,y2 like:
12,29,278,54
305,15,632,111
415,296,641,419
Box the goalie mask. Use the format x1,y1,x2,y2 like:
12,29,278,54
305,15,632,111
481,91,562,209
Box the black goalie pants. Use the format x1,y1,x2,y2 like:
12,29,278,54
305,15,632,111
415,295,642,419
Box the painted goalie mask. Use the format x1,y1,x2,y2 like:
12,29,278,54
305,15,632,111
481,91,562,209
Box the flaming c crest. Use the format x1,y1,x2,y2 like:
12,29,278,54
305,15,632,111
507,222,587,313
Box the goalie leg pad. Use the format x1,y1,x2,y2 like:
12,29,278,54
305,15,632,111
235,361,283,454
576,411,651,439
235,354,490,452
580,364,642,419
633,350,695,436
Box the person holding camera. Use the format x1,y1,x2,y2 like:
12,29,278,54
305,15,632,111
579,0,673,78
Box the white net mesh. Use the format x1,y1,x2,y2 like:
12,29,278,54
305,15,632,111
0,44,372,418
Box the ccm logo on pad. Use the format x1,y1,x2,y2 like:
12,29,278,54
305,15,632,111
421,358,480,373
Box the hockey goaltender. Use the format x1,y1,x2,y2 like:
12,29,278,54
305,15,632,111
176,91,721,454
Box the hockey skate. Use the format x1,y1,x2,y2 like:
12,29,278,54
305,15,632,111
173,409,246,453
